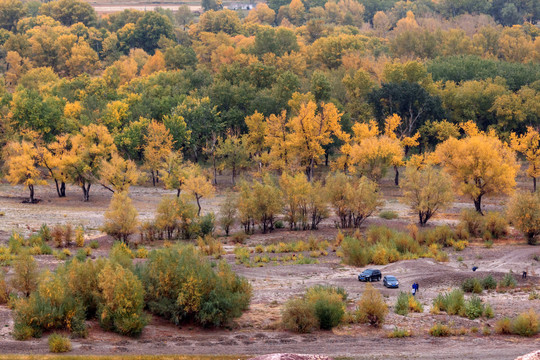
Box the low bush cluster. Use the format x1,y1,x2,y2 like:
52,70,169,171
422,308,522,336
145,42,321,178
394,292,423,316
432,289,493,320
496,309,539,337
340,226,448,267
388,327,411,338
457,210,508,240
13,244,253,339
355,284,388,327
138,245,252,328
462,275,497,293
13,254,146,340
48,333,72,353
430,323,451,337
282,285,347,333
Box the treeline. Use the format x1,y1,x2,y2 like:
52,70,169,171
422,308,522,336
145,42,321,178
0,0,538,206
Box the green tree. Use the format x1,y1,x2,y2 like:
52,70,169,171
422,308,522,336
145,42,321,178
133,11,174,53
39,0,97,26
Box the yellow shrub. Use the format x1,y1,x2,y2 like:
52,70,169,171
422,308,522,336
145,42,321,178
136,247,149,259
75,227,85,247
372,246,388,265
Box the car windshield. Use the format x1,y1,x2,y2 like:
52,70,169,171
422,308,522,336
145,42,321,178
386,276,397,281
362,270,373,274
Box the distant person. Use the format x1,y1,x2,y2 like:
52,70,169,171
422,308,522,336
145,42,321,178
472,266,478,271
412,282,418,296
522,271,527,279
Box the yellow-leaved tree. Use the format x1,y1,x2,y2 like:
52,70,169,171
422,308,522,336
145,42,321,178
3,140,46,203
40,134,70,198
435,122,519,214
100,153,142,193
511,127,540,192
62,124,116,201
143,120,174,186
338,120,403,183
383,113,420,185
286,100,346,181
264,110,291,173
180,164,215,216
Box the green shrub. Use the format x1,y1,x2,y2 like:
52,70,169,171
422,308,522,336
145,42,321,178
97,262,148,337
274,220,285,229
74,249,88,262
464,295,484,320
13,271,87,339
39,225,52,243
89,240,99,249
379,210,398,220
48,333,72,353
306,285,346,330
355,284,388,327
340,236,370,267
281,298,318,333
394,292,423,316
39,243,52,255
430,323,451,337
109,242,134,269
138,246,252,328
197,213,215,237
484,303,494,318
9,232,24,254
482,275,497,290
433,289,464,316
499,272,517,288
462,278,483,294
511,309,539,337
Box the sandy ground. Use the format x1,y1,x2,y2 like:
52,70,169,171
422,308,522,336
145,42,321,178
0,176,539,359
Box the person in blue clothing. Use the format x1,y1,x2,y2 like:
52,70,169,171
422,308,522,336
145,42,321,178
412,282,418,296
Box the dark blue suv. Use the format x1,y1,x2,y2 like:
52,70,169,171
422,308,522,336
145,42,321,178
358,269,382,282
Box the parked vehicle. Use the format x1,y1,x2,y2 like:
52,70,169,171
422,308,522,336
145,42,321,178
358,269,382,282
383,275,399,288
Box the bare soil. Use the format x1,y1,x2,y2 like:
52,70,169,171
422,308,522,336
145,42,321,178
0,178,539,359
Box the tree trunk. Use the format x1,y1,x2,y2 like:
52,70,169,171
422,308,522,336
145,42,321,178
82,183,91,202
196,195,202,216
474,196,483,215
54,179,61,198
28,184,34,203
534,177,537,192
232,164,236,186
325,152,329,167
212,155,217,185
151,170,156,186
60,181,66,197
177,188,181,197
394,165,399,186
